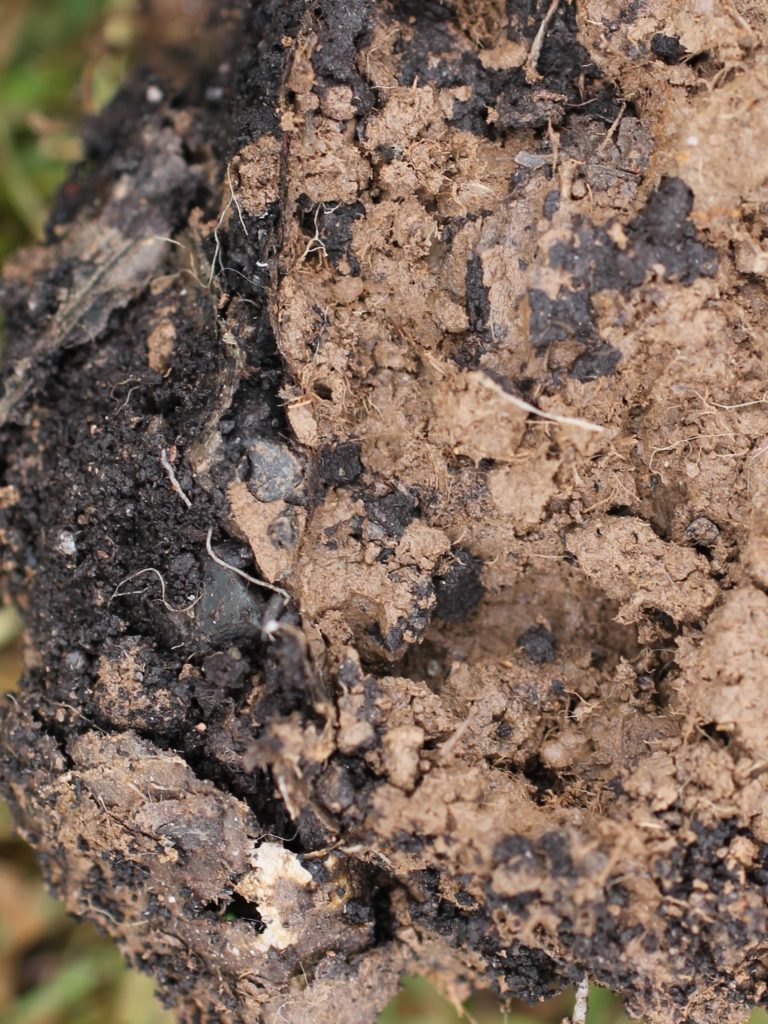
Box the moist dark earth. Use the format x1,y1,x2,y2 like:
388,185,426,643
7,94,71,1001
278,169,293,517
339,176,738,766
2,1,768,1022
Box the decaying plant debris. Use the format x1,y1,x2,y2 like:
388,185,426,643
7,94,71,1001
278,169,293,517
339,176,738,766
1,1,768,1021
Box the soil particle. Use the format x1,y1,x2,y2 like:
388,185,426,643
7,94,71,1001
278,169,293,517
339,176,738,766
650,33,688,64
516,625,557,665
684,516,720,548
364,490,418,541
568,516,719,625
195,560,266,645
433,548,485,623
317,441,364,485
247,439,305,502
3,1,768,1023
527,176,717,377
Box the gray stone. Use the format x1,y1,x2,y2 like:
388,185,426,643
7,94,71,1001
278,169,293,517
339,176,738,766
248,438,304,501
685,516,720,547
195,561,264,645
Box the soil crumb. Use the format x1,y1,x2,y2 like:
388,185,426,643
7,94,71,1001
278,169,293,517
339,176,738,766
2,1,768,1023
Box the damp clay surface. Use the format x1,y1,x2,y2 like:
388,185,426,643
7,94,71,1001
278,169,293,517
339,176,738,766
2,1,768,1022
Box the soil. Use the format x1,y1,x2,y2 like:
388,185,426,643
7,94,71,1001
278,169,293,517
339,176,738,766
1,1,768,1022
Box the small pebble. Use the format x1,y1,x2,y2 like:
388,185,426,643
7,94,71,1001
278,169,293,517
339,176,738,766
685,516,720,547
248,438,304,501
514,150,548,169
516,624,556,665
56,531,77,556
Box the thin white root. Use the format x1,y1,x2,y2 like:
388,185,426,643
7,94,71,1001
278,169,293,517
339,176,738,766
209,163,249,287
648,431,743,475
673,383,768,411
598,100,627,155
227,162,249,237
562,974,590,1024
205,528,290,601
150,236,207,289
160,448,192,508
437,711,477,760
298,202,339,264
476,373,606,433
524,0,561,83
110,568,200,613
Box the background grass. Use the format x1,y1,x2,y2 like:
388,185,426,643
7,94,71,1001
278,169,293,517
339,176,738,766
0,3,766,1023
0,0,134,264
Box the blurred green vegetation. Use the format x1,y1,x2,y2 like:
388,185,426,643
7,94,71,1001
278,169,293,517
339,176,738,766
0,0,135,264
378,979,629,1024
1,2,768,1023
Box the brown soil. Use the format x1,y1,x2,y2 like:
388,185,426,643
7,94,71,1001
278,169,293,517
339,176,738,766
1,1,768,1022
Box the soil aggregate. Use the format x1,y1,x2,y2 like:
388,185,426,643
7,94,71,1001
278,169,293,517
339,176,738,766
1,1,768,1022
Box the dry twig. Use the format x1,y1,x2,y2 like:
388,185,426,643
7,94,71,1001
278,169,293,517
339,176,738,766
524,0,561,83
476,372,606,433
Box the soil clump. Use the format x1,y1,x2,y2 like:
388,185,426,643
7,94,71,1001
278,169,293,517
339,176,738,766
2,1,768,1022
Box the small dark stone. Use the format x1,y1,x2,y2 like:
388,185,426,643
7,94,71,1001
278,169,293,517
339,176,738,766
516,625,557,665
195,561,265,645
314,954,354,981
365,490,417,539
202,650,248,692
267,509,300,549
343,899,374,924
466,253,491,335
569,344,621,381
248,438,304,501
527,287,596,350
685,516,720,547
316,763,358,812
317,441,364,484
539,832,574,876
543,189,561,219
433,548,484,622
494,834,535,862
651,33,687,65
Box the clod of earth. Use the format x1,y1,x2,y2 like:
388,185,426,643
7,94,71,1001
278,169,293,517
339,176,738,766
1,1,768,1022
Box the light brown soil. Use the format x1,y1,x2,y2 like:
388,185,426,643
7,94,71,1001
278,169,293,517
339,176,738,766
1,1,768,1022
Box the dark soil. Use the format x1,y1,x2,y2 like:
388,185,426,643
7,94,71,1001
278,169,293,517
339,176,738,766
2,1,768,1023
